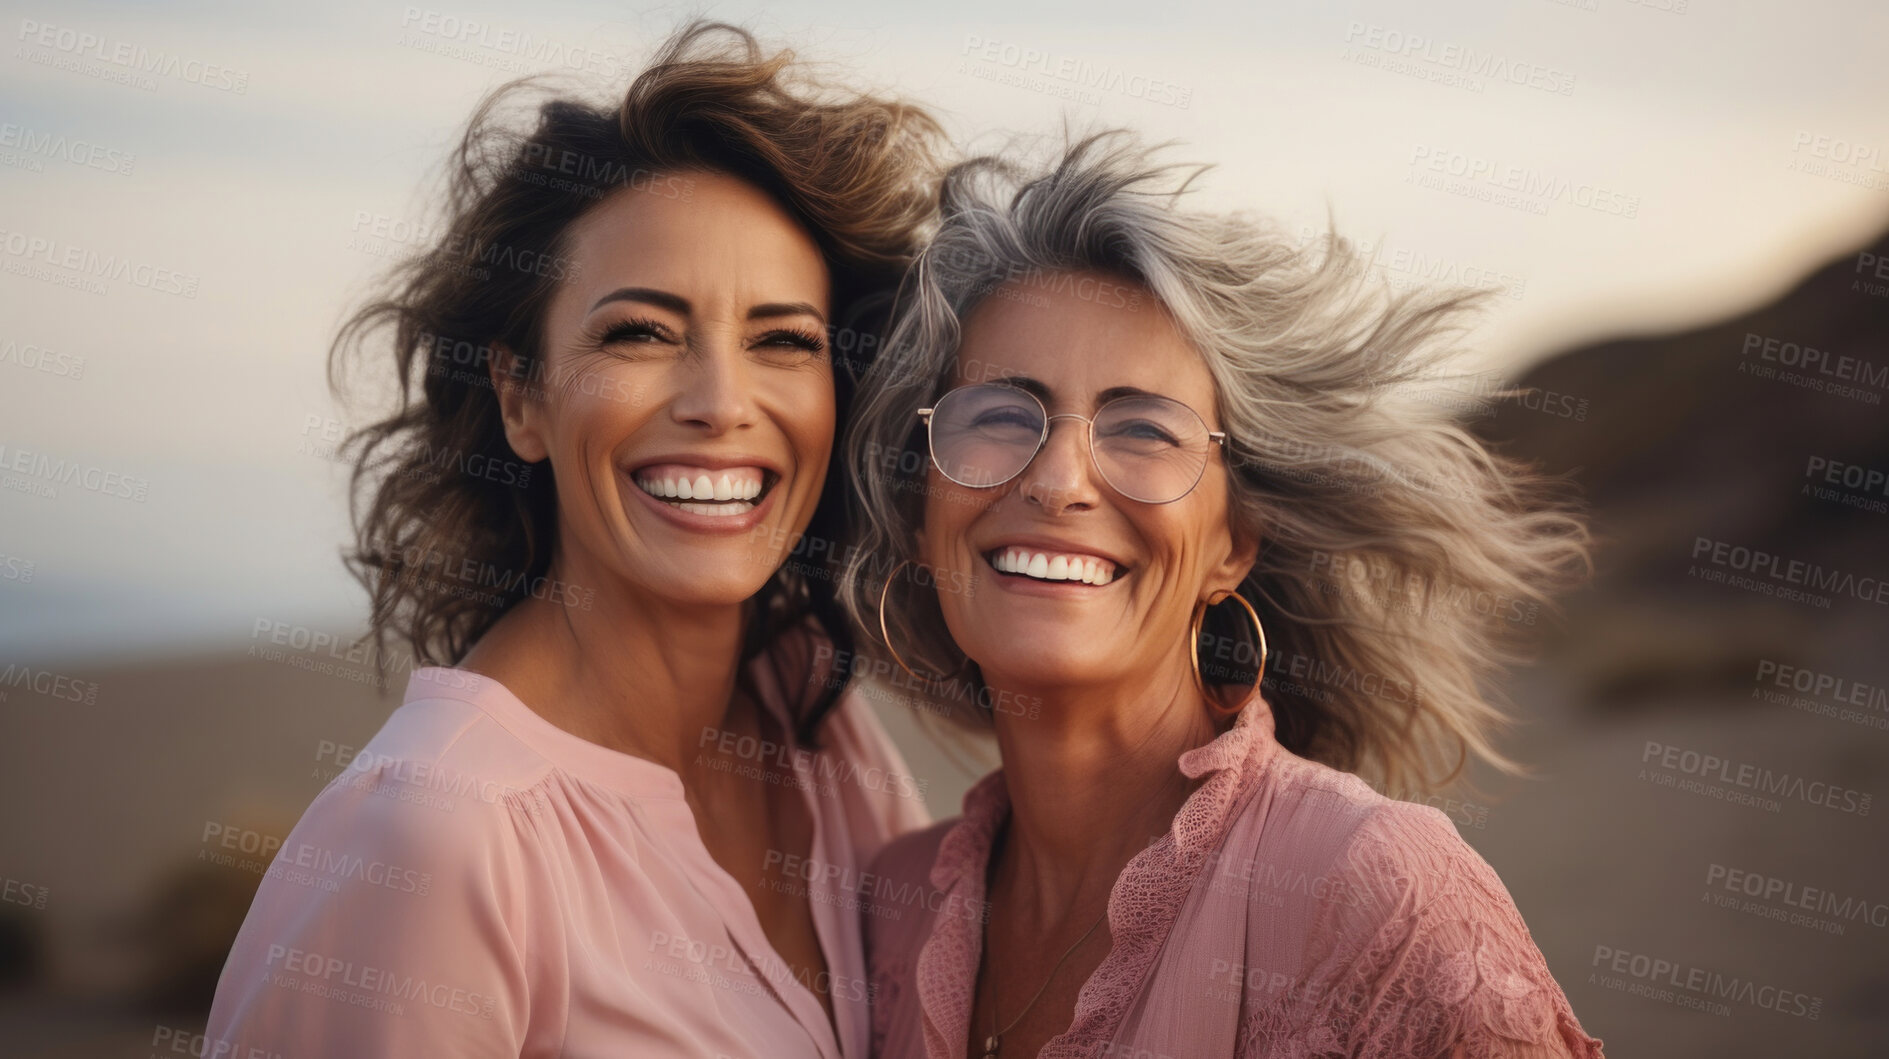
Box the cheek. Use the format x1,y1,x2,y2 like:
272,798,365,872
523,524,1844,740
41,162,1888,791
776,371,837,461
919,475,978,569
1140,515,1210,588
547,384,650,461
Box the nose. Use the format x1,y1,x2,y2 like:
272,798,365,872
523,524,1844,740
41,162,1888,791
1018,414,1100,513
668,338,758,435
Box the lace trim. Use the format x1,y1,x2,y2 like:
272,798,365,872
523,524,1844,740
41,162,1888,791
1236,804,1604,1058
917,700,1283,1057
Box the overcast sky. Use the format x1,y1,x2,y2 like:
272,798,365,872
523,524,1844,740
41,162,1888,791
3,0,1887,662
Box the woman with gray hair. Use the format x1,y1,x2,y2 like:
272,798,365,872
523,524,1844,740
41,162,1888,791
841,134,1604,1058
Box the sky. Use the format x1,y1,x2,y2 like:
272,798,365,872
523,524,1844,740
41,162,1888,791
3,0,1887,662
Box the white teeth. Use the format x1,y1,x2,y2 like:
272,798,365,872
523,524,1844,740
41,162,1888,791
633,466,766,507
675,500,755,517
990,547,1119,584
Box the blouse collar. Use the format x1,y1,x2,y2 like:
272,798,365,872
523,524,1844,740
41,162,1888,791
928,688,1280,891
915,689,1282,1055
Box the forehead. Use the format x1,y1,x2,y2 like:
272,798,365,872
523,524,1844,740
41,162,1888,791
559,171,830,308
952,272,1216,411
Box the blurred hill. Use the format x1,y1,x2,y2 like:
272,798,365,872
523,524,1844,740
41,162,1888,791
1481,227,1889,713
1460,228,1889,1056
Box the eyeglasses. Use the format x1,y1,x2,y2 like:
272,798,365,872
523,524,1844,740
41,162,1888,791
916,383,1228,505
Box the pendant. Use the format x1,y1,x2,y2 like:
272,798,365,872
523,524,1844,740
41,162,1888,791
982,1034,1000,1058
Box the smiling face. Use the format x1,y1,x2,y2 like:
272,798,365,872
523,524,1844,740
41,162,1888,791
918,273,1256,697
492,170,835,607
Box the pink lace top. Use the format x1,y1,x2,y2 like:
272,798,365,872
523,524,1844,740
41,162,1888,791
862,694,1604,1058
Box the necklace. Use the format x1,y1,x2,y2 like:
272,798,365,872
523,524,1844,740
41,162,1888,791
978,902,1110,1059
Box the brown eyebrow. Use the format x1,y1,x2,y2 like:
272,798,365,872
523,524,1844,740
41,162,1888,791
985,375,1175,407
587,289,826,325
748,301,827,325
589,287,690,315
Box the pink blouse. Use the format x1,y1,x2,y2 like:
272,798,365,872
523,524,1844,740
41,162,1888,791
206,627,928,1057
863,694,1604,1059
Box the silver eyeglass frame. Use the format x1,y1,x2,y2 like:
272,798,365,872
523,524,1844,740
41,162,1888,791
915,383,1229,505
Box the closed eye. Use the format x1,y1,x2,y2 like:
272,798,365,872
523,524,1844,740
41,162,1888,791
751,327,827,356
1100,418,1183,446
597,317,678,346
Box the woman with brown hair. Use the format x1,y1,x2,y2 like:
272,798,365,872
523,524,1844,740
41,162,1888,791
206,22,942,1057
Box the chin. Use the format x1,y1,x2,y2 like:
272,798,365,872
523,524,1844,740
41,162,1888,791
969,637,1112,690
618,555,780,608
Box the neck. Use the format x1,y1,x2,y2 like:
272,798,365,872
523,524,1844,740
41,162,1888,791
983,655,1218,923
460,545,756,776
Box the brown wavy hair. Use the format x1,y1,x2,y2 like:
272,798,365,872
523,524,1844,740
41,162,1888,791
330,21,943,738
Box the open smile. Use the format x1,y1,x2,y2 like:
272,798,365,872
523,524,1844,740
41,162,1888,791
982,545,1124,586
631,463,777,518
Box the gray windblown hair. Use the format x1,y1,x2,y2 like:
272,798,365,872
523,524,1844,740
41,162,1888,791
838,132,1590,795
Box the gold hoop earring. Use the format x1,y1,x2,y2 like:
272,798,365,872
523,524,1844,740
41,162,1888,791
1189,590,1269,706
878,558,930,683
